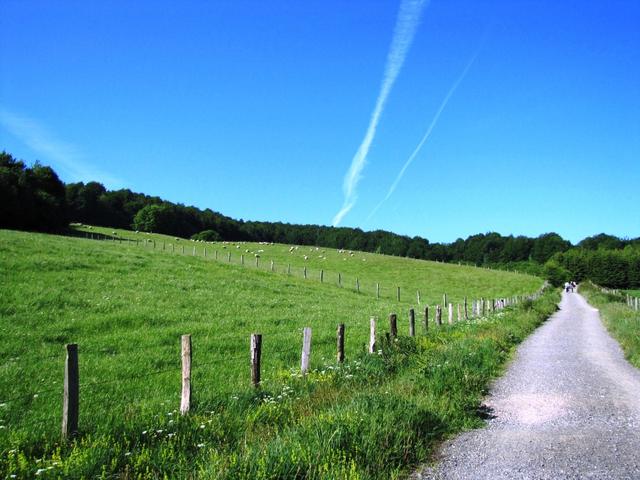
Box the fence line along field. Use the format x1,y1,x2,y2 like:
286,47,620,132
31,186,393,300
71,224,542,305
0,227,547,479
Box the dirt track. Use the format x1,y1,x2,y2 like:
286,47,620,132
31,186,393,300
414,290,640,480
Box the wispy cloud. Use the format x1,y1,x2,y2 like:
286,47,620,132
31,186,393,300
0,108,123,187
367,49,480,221
332,0,429,227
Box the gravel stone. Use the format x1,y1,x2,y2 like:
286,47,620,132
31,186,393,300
413,291,640,480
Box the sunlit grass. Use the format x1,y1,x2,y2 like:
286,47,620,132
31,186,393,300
0,228,551,479
72,224,543,306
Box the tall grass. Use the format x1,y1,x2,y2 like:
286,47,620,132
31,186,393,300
580,282,640,368
0,229,554,478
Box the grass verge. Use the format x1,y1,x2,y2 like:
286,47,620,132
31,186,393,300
580,282,640,368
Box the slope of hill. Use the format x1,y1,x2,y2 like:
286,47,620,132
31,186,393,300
71,224,543,305
0,228,552,479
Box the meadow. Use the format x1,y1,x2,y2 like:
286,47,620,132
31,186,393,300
71,224,542,306
0,228,551,478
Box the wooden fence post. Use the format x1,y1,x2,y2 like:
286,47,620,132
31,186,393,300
447,303,453,324
464,297,468,319
162,242,165,251
436,305,442,326
389,313,398,338
337,324,345,363
251,334,262,387
443,293,447,308
193,246,197,256
62,344,79,440
270,260,274,272
369,317,377,353
356,278,360,293
376,283,380,299
457,304,461,322
227,252,231,262
171,244,174,252
320,270,324,283
204,247,207,257
417,290,421,305
301,327,312,374
241,254,244,265
180,335,191,415
287,263,291,275
409,308,415,337
303,266,307,279
397,287,401,302
182,245,185,254
424,306,429,332
256,256,259,267
153,240,156,249
338,273,342,287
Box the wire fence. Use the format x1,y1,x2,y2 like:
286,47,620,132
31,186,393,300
79,230,539,306
0,232,547,440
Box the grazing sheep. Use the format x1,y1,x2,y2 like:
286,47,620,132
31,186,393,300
303,255,308,260
255,254,260,258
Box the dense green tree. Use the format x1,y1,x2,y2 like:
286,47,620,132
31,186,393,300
0,152,67,231
578,233,625,250
543,260,571,287
530,233,572,263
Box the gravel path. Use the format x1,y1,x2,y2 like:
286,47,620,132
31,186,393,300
413,290,640,480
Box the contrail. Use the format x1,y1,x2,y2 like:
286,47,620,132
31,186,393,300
332,0,429,227
367,49,480,221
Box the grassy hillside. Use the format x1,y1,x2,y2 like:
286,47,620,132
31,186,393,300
0,228,549,478
71,224,542,305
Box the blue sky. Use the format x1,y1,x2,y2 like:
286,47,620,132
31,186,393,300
1,0,638,243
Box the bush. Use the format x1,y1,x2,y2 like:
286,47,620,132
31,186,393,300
543,260,570,287
191,230,222,242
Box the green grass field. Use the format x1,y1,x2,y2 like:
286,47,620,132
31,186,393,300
0,228,551,478
71,224,542,306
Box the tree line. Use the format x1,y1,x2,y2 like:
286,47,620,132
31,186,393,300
2,151,639,287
